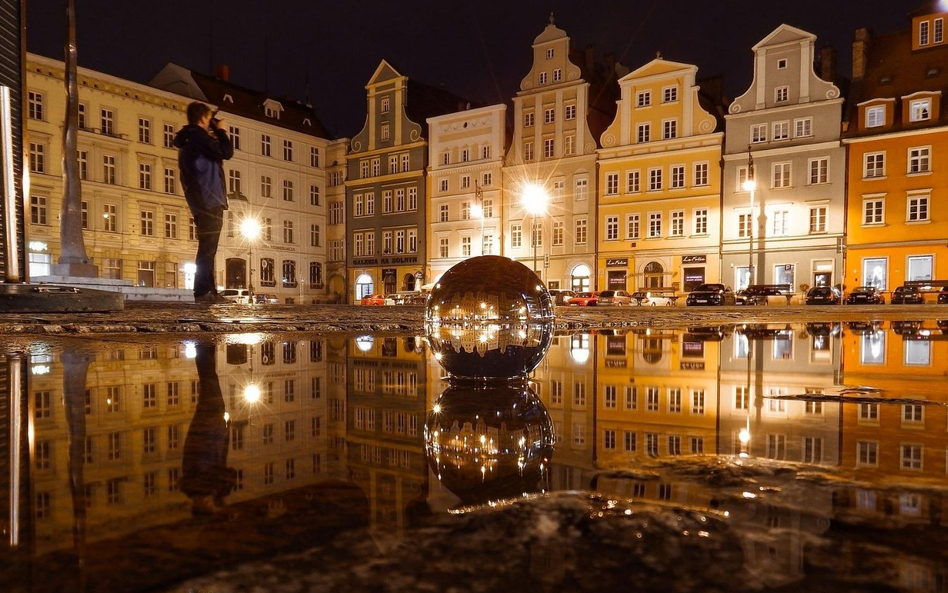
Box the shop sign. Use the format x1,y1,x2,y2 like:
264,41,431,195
682,255,707,264
606,258,628,267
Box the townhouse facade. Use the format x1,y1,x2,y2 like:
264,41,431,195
597,58,724,293
426,104,507,282
151,63,340,303
842,4,948,292
722,25,846,293
502,17,618,293
326,139,349,299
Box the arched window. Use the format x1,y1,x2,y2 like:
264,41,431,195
571,264,591,292
644,261,664,288
355,274,373,300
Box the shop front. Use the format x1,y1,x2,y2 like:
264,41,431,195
605,258,628,291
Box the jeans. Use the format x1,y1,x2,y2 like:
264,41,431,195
191,206,224,296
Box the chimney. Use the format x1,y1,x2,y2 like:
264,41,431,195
585,44,594,72
215,64,230,82
820,45,837,83
852,28,871,81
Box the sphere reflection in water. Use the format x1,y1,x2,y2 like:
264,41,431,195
426,256,554,380
425,382,554,508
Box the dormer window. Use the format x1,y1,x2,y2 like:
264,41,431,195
866,105,885,128
263,99,283,120
910,98,932,122
546,48,554,60
265,106,276,118
920,21,930,46
222,94,233,104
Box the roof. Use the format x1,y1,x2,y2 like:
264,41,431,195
157,63,333,139
844,27,948,136
405,79,480,137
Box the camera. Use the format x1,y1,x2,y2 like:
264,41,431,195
210,110,222,129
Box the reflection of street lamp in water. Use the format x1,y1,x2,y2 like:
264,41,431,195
240,217,261,300
521,183,549,280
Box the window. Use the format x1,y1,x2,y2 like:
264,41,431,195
662,86,678,103
439,204,448,222
553,220,564,246
163,123,174,148
863,198,884,225
380,96,390,113
619,214,636,240
524,112,534,127
738,213,752,238
605,172,619,195
908,147,930,173
103,204,117,232
79,150,87,180
909,99,931,122
627,170,640,193
663,119,677,140
575,218,587,244
310,224,320,247
575,178,588,200
857,441,878,466
809,206,827,234
371,158,380,176
671,165,685,189
544,138,554,158
531,222,542,248
439,237,448,258
751,124,767,144
461,202,471,220
511,224,522,248
138,118,151,143
380,124,389,141
772,162,791,188
164,168,176,194
438,179,448,193
772,121,789,141
637,123,650,143
165,214,177,239
905,341,931,366
27,143,48,176
229,126,241,150
606,216,619,240
565,104,576,120
937,18,945,43
907,194,929,222
648,167,662,191
482,172,492,187
261,134,271,156
283,220,294,243
636,91,651,107
282,260,297,287
228,169,241,195
772,210,789,235
27,91,43,119
138,163,151,190
920,20,931,45
544,108,555,124
809,157,828,184
648,213,662,238
140,210,154,236
693,162,708,186
775,85,789,102
483,234,494,255
794,117,812,137
29,195,48,225
81,200,88,228
310,184,320,206
802,437,823,463
901,444,922,470
864,152,885,178
461,237,471,257
523,142,534,160
283,180,294,202
546,48,554,59
538,71,547,85
481,145,491,159
100,108,114,135
671,211,684,236
691,390,706,414
564,134,575,155
862,258,887,292
866,105,885,128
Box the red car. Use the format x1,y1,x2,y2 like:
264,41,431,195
568,291,600,306
360,293,386,306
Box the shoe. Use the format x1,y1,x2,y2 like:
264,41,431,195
194,292,229,304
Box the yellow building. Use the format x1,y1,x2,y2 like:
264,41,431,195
25,54,194,291
843,7,948,293
597,58,723,293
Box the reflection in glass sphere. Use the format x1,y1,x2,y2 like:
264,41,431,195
425,382,554,508
426,256,554,380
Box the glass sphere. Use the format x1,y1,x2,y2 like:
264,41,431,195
425,382,554,508
426,256,554,381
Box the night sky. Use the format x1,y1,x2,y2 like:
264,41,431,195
27,0,922,138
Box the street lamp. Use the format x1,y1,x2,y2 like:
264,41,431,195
240,217,261,301
521,182,549,279
742,154,757,289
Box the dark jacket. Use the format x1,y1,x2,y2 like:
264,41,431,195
173,125,234,212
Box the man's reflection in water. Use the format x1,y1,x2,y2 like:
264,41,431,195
181,342,236,515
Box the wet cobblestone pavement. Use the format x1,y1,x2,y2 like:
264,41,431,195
0,302,945,336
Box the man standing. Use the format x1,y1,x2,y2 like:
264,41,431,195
174,102,234,303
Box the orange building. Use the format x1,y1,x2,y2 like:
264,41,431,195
843,4,948,294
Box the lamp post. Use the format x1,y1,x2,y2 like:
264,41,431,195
239,217,261,302
521,183,549,280
742,153,757,289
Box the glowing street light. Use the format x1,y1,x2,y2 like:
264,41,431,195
520,183,549,279
743,152,756,289
243,383,261,404
240,217,261,300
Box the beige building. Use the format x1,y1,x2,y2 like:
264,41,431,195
25,54,194,291
503,17,619,292
325,139,349,300
426,104,507,280
151,64,342,303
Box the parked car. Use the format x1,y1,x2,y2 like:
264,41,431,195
385,291,423,305
741,285,792,306
219,288,251,304
254,293,279,304
686,284,736,306
360,293,386,306
567,291,599,306
549,289,577,306
891,285,924,304
846,286,885,305
805,286,840,305
597,290,633,306
631,290,677,306
938,287,948,304
735,288,758,306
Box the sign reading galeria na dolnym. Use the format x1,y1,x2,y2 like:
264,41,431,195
682,255,707,264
